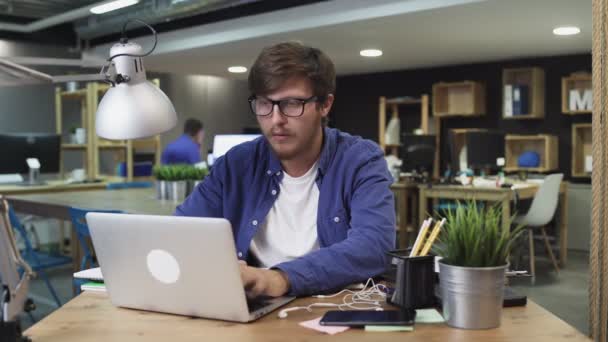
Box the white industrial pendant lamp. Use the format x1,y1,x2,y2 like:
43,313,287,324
94,19,177,139
0,19,178,140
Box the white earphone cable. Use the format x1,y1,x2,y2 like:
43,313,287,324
278,278,388,318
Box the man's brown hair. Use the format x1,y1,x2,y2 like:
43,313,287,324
248,41,336,113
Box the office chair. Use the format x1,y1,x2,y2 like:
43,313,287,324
68,207,123,294
8,205,71,307
106,181,153,190
513,173,563,280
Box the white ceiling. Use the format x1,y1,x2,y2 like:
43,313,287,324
89,0,592,79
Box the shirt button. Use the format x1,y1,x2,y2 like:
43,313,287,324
267,170,272,175
238,252,243,258
252,220,258,226
276,171,281,176
334,217,340,223
271,189,277,196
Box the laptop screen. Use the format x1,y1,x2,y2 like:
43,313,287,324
212,134,261,160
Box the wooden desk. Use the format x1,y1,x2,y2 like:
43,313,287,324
25,291,590,341
390,182,419,248
418,182,569,266
7,188,176,220
0,180,109,195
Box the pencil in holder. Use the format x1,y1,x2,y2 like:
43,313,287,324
386,249,436,310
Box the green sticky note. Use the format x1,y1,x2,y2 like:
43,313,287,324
364,325,414,332
415,309,445,323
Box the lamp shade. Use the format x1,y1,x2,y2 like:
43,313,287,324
96,81,177,139
95,41,177,140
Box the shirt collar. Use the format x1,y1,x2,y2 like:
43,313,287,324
266,127,336,176
180,134,200,146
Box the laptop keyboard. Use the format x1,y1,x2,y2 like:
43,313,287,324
247,298,272,312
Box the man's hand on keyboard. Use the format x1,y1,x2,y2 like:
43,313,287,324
239,261,290,298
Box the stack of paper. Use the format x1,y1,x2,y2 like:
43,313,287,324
74,267,106,292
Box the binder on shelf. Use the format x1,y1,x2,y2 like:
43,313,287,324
504,85,513,117
512,84,529,116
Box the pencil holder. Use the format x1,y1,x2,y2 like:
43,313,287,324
386,249,436,310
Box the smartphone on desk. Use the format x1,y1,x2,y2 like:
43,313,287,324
319,310,415,327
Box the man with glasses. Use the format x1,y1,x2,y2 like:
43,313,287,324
175,42,395,298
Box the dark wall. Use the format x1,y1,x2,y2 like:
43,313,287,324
330,53,592,182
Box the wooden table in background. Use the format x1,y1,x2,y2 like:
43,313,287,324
7,188,177,273
24,291,590,342
418,182,569,266
0,179,109,195
7,188,176,219
390,182,419,248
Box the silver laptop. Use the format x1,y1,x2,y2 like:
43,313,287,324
86,213,295,322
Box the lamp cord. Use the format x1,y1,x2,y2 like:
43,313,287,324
108,18,158,61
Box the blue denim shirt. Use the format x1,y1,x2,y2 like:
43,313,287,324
161,134,201,165
174,127,395,296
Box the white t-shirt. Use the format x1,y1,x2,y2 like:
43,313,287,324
249,162,320,268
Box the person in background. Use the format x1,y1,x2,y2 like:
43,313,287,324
161,118,204,165
175,42,395,298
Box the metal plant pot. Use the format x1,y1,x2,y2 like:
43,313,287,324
439,261,507,329
156,180,168,200
167,181,188,202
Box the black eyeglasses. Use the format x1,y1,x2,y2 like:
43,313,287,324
248,95,319,117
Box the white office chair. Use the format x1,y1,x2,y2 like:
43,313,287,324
513,173,563,279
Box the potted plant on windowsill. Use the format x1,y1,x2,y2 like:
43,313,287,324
433,201,524,329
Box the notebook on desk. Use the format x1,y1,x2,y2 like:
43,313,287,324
74,267,103,281
86,213,295,322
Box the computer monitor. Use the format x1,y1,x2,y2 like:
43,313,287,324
0,133,60,174
212,134,261,160
466,131,505,173
400,134,436,175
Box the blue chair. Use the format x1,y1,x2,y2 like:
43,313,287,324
106,181,153,190
68,207,123,272
8,205,71,307
69,207,123,294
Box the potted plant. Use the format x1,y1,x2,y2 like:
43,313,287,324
433,201,524,329
153,165,168,200
185,165,209,196
153,165,189,201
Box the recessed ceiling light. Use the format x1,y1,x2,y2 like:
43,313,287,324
553,26,581,36
90,0,139,14
360,49,383,57
228,66,247,73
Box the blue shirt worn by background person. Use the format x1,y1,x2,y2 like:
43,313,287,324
174,127,395,296
161,134,201,164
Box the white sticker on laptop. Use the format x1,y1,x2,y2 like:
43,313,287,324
146,249,181,284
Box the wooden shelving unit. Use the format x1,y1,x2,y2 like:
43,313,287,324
449,128,488,169
504,134,558,172
502,67,545,119
60,144,88,150
379,94,440,178
572,124,592,178
378,95,430,155
432,81,485,117
55,86,94,180
55,80,162,181
562,72,592,114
